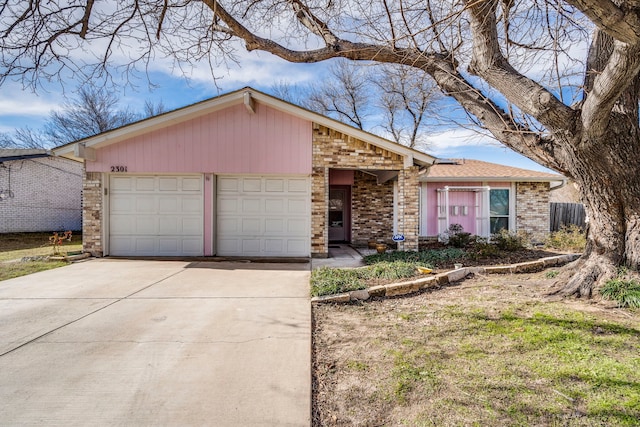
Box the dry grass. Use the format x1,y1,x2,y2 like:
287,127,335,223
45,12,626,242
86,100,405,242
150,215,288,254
313,271,640,426
0,232,82,262
0,233,82,281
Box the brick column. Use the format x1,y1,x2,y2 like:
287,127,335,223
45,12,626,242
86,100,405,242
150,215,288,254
397,166,420,251
516,182,550,242
83,172,103,256
311,166,328,257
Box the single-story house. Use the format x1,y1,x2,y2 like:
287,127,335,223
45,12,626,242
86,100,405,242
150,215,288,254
419,159,566,242
0,149,83,233
53,87,564,257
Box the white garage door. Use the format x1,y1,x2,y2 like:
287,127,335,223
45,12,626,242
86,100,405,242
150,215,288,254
217,176,310,257
109,175,204,256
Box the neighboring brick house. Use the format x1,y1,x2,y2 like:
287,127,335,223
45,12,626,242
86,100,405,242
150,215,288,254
419,159,566,242
52,88,562,257
0,149,83,233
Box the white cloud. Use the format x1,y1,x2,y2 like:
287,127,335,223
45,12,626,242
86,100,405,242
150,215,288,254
422,128,500,156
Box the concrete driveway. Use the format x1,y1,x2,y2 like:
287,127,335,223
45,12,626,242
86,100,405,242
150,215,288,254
0,259,311,426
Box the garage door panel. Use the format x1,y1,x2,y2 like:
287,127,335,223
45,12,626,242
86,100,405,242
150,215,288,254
111,176,133,191
265,179,285,192
217,176,310,257
288,199,308,214
218,198,238,214
219,218,238,233
109,215,133,234
264,239,284,253
182,217,203,235
265,199,284,213
109,175,203,256
265,218,284,233
242,199,261,213
288,179,308,192
110,196,134,213
243,178,262,192
242,218,261,234
135,177,155,191
241,239,261,254
136,197,156,213
159,177,178,191
135,217,157,234
287,218,307,234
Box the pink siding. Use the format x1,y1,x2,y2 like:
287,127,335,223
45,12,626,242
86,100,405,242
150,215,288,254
204,174,213,256
87,103,312,174
422,181,512,236
422,181,480,236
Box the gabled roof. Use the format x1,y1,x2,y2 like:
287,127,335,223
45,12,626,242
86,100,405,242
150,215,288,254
53,87,436,167
421,159,564,182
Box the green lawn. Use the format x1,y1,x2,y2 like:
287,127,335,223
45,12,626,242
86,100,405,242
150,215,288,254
313,272,640,426
0,232,82,281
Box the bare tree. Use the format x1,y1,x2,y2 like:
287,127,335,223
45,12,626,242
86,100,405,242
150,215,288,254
2,1,640,296
0,127,49,149
373,64,440,148
271,63,440,148
45,86,138,144
1,86,155,148
304,60,371,130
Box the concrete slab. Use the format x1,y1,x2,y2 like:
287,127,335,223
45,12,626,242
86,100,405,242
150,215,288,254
312,245,365,269
0,259,311,426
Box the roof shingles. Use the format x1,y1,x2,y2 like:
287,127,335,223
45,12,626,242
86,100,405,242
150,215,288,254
424,159,562,180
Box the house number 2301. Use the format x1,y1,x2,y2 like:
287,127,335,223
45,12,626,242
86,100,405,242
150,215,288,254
110,166,127,172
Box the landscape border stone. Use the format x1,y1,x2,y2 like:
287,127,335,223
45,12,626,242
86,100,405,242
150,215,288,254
311,254,581,304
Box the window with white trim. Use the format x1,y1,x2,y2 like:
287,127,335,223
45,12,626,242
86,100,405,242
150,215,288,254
489,188,510,234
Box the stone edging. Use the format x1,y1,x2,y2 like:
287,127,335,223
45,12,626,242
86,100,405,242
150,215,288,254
311,254,581,304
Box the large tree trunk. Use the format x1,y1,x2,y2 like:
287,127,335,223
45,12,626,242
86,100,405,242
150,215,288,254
551,27,640,298
554,119,640,297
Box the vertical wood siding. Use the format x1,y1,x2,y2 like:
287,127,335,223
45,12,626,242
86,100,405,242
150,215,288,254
87,103,312,174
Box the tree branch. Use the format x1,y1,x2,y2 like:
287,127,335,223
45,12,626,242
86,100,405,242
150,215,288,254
465,0,576,133
582,40,640,138
564,0,640,44
204,0,564,171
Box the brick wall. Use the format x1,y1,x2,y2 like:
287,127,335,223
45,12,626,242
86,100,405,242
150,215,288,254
311,124,419,256
0,157,82,233
351,171,394,246
82,172,103,256
516,182,550,242
397,166,420,251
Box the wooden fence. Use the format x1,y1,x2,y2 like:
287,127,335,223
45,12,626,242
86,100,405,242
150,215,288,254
550,202,586,231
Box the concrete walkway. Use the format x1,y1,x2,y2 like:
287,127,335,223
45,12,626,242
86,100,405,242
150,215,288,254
0,259,310,426
311,244,367,269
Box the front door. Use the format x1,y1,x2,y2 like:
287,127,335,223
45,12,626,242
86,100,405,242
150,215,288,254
329,187,351,242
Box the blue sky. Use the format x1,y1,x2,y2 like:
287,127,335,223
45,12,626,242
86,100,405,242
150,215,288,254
0,50,555,173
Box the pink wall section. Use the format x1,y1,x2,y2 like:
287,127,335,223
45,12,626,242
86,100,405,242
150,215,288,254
87,103,313,174
421,181,511,236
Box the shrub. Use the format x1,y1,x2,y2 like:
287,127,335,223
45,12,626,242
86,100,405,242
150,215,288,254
468,237,500,259
445,224,473,248
600,278,640,308
545,224,586,252
492,229,529,251
363,248,465,267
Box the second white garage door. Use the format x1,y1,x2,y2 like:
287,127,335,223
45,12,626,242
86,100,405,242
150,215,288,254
216,176,310,257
